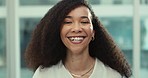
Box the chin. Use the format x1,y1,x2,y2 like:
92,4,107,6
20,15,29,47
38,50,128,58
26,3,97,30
68,47,87,54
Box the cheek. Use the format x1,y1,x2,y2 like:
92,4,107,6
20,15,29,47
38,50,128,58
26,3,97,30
86,25,94,35
60,25,66,36
60,26,69,41
87,28,94,40
60,27,65,40
60,32,67,46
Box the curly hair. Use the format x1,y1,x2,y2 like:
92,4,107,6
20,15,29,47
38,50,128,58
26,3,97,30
25,0,132,77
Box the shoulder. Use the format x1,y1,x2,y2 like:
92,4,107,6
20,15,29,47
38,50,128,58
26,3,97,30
32,61,63,78
96,59,122,78
105,65,122,78
32,66,55,78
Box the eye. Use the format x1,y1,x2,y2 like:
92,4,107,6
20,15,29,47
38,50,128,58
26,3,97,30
81,21,90,24
63,21,72,24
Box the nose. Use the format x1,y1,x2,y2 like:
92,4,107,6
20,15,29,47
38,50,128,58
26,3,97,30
71,23,82,33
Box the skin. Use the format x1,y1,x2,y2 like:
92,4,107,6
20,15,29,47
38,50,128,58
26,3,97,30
60,6,95,77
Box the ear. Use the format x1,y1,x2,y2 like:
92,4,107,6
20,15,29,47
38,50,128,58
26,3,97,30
91,30,95,41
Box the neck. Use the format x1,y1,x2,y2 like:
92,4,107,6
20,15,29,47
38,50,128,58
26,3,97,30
64,52,95,75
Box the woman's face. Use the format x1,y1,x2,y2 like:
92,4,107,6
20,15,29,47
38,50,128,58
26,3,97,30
60,6,95,54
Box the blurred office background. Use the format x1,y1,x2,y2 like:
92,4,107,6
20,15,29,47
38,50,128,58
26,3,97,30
0,0,148,78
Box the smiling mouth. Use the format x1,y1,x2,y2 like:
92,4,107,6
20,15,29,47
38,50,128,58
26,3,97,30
68,36,85,44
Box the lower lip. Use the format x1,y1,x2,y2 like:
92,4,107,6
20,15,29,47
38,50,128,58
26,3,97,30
71,40,83,44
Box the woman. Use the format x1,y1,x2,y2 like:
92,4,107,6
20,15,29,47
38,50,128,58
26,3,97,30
25,0,132,78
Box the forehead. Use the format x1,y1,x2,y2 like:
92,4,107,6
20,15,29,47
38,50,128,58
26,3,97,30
66,6,91,17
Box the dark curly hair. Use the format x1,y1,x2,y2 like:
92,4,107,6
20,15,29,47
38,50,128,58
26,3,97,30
25,0,132,78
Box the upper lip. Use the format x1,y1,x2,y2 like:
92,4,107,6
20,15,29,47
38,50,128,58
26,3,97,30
67,36,86,38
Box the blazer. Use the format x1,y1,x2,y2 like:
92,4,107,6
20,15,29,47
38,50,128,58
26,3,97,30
33,59,122,78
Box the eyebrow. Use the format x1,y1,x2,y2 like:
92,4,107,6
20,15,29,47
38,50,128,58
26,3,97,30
65,16,89,19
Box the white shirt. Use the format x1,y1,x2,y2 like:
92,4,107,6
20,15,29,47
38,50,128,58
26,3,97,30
33,59,122,78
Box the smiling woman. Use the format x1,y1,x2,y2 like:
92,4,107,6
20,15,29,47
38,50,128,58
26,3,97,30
25,0,132,78
60,6,94,54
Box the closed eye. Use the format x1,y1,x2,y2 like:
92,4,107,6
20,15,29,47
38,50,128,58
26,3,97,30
81,21,90,24
63,21,72,24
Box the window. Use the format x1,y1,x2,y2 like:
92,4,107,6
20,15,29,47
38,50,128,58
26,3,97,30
145,0,148,4
113,0,122,4
0,0,5,6
140,1,148,77
20,18,41,78
89,0,100,4
140,18,148,78
0,19,6,78
141,0,148,4
100,17,133,65
20,0,60,5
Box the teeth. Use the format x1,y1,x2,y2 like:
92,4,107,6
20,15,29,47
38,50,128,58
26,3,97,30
69,37,84,41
